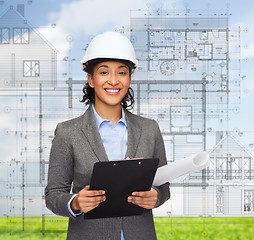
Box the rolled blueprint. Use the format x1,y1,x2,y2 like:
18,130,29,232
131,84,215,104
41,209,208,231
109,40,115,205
153,151,210,186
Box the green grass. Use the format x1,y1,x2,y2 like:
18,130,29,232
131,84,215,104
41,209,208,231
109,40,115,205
0,217,254,239
154,217,254,240
0,217,68,239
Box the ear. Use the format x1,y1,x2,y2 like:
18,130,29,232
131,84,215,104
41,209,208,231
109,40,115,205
128,75,131,86
88,74,94,88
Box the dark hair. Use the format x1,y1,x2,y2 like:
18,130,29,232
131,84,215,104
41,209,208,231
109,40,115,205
80,58,135,109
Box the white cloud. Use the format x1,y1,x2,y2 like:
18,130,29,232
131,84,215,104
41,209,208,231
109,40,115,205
35,25,70,71
50,0,157,34
36,0,169,59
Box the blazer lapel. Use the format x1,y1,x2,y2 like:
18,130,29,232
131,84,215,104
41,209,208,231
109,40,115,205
81,106,109,162
124,109,142,159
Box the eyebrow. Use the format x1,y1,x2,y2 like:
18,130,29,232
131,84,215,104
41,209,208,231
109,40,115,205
97,65,128,70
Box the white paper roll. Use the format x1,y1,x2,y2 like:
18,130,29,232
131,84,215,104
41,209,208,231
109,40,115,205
153,151,210,186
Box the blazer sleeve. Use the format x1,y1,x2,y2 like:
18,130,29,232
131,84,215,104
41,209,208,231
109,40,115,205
44,123,75,218
151,120,170,208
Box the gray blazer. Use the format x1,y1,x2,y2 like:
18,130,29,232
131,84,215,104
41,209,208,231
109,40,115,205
45,106,170,240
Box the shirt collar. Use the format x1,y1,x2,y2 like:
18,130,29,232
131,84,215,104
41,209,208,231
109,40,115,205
92,104,127,129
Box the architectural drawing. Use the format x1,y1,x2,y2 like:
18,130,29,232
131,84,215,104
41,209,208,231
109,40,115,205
129,9,251,217
0,3,253,234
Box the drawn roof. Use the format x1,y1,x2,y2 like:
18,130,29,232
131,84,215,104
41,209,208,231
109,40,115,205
209,132,253,158
0,5,58,53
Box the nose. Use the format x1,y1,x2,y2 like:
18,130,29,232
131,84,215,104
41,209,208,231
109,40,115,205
107,73,118,86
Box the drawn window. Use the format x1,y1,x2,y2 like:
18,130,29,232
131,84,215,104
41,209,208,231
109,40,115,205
216,186,224,214
23,61,40,77
216,157,242,180
13,28,29,44
244,190,254,213
170,106,192,132
0,28,10,44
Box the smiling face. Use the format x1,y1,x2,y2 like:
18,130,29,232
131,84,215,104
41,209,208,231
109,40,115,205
88,61,131,111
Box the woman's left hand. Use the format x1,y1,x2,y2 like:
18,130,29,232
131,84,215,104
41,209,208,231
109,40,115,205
128,188,158,209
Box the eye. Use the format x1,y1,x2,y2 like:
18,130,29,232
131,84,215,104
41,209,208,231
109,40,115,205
119,71,128,75
100,71,108,75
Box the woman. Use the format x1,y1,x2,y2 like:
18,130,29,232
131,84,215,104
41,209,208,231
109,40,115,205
45,31,170,240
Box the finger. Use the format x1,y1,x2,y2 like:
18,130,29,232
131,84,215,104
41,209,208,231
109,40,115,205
79,195,106,203
78,196,106,213
80,186,105,197
80,198,105,207
128,197,156,209
80,203,101,213
132,188,157,197
128,196,156,204
128,200,154,209
128,196,156,207
76,194,106,211
131,191,148,197
84,185,105,194
85,190,105,197
132,191,154,198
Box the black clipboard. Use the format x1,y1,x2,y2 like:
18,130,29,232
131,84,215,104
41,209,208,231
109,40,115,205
84,158,159,219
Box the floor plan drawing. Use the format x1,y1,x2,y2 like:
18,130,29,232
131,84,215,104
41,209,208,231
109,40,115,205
128,9,251,217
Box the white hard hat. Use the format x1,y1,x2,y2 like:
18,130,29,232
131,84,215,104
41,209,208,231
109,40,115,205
81,32,138,71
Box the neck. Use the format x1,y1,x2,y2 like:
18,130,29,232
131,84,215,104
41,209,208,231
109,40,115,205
94,103,122,125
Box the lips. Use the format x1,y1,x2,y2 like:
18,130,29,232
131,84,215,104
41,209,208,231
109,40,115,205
105,88,121,94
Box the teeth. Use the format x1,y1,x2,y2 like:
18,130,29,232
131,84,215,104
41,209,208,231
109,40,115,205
106,89,119,93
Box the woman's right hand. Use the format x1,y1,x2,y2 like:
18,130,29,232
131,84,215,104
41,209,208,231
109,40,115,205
71,185,106,213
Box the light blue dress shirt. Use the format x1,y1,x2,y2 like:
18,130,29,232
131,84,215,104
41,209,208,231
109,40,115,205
68,105,128,240
92,105,128,161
